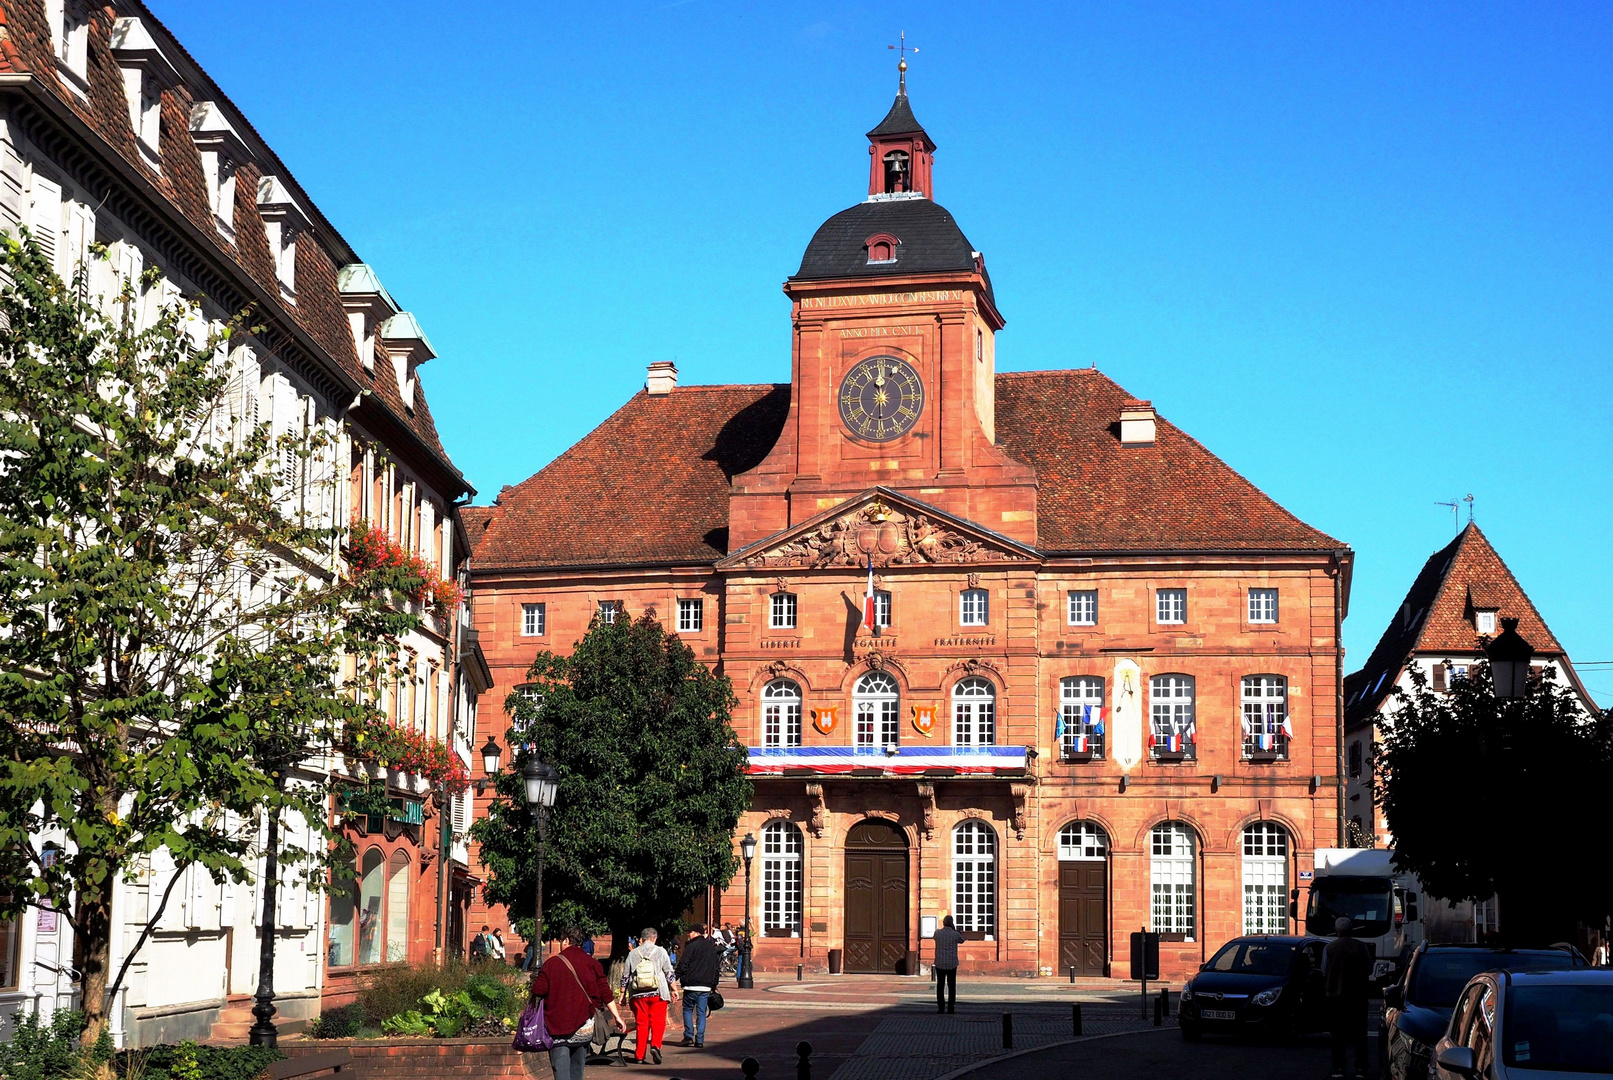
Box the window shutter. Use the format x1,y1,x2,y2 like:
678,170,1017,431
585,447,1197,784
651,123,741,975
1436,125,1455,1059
27,174,62,271
191,863,212,930
65,200,93,276
1432,664,1447,691
454,792,470,836
220,876,236,928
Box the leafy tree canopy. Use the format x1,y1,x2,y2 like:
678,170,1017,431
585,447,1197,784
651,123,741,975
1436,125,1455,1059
473,610,751,955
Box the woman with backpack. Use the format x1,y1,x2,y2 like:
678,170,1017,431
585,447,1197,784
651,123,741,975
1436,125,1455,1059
622,927,677,1064
528,926,626,1080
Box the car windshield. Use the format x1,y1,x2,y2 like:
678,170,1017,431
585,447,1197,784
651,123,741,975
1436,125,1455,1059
1410,951,1580,1008
1503,984,1613,1073
1206,940,1297,976
1306,877,1391,937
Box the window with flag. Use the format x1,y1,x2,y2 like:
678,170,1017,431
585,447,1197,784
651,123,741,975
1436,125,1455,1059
771,592,797,630
677,597,703,632
1242,823,1289,935
1149,675,1196,758
762,679,802,748
951,677,996,747
960,588,989,626
952,820,997,938
1241,675,1290,758
1058,676,1106,758
873,590,892,629
854,671,900,749
1067,589,1098,626
1150,823,1196,939
1156,588,1187,625
1057,821,1108,861
1248,588,1279,624
521,603,545,637
761,819,803,937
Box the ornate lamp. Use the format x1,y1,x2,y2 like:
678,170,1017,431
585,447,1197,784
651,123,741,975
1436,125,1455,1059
738,832,758,989
1485,618,1534,701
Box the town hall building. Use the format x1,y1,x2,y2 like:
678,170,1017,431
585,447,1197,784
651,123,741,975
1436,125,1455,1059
464,74,1354,980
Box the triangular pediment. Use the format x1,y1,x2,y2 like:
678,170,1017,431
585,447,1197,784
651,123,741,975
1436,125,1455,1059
717,488,1041,570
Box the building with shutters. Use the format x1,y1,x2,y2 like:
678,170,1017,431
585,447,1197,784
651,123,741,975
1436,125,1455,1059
0,0,479,1044
1341,523,1597,939
463,72,1353,980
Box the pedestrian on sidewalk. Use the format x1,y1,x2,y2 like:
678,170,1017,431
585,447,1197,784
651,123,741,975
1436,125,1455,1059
675,923,723,1048
470,925,490,961
623,927,677,1065
931,915,965,1014
529,925,626,1080
1322,917,1372,1080
490,927,508,963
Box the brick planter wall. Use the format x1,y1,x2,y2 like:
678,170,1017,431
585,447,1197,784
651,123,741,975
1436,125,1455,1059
284,1038,538,1079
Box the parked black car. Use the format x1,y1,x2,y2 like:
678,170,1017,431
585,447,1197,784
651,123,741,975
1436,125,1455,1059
1381,942,1587,1080
1180,935,1330,1041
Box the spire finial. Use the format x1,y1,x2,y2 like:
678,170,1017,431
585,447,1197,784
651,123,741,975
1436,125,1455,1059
888,32,917,95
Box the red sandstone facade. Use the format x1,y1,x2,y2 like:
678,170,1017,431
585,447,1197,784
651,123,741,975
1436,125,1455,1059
463,82,1352,980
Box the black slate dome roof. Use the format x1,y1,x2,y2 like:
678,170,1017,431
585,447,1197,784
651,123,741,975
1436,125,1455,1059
792,198,992,303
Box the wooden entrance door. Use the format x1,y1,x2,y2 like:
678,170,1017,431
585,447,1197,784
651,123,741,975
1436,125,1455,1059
1058,860,1107,977
844,821,909,973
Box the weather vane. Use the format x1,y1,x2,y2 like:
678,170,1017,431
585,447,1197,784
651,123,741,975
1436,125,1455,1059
888,32,917,94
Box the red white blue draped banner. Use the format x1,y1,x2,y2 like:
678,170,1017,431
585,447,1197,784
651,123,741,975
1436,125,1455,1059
746,746,1028,775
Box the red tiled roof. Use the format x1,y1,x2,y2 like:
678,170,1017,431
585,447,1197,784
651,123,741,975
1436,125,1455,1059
1345,523,1567,724
0,0,458,484
469,369,1340,572
994,370,1340,552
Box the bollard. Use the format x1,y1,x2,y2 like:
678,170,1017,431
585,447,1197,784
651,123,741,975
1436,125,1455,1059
1002,1012,1013,1048
1072,1002,1082,1037
798,964,804,982
1069,965,1076,984
1153,992,1163,1026
743,1058,761,1080
796,1041,812,1080
1159,987,1169,1018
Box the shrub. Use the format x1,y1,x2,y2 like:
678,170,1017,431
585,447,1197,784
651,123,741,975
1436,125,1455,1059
305,1005,367,1040
134,1043,283,1080
0,1010,86,1080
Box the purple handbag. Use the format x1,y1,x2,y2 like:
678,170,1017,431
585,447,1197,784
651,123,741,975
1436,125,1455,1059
512,1000,553,1053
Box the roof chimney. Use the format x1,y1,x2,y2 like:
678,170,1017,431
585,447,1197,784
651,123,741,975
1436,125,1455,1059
646,361,679,396
1119,399,1156,446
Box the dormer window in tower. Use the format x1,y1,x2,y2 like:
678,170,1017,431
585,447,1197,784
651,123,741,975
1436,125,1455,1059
882,150,910,194
864,233,898,265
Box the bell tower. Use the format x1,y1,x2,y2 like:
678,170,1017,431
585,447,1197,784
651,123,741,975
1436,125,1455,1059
728,64,1038,551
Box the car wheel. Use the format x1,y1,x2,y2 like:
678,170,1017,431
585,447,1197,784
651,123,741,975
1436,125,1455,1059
1181,1021,1201,1042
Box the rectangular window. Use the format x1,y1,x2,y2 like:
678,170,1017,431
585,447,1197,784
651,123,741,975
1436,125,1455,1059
1067,589,1098,626
1248,588,1279,624
521,603,545,637
770,592,797,630
873,589,892,629
1241,675,1289,759
598,600,620,625
677,597,703,633
1156,588,1187,625
0,917,17,990
1150,825,1196,939
1059,676,1106,758
952,824,997,938
761,824,803,936
960,588,989,626
1149,675,1196,759
1475,610,1496,634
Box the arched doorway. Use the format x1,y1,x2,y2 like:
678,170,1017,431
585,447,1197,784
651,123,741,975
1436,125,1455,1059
1057,821,1108,977
844,820,909,973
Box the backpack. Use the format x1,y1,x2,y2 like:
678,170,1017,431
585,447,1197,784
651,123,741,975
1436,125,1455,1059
631,949,661,992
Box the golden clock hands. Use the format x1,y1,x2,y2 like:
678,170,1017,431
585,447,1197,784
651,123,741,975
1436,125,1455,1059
873,360,886,388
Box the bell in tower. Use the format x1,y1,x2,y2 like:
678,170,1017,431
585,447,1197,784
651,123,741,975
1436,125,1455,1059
866,57,935,200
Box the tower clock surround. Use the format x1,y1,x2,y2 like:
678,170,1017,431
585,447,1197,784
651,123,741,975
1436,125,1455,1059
838,355,924,443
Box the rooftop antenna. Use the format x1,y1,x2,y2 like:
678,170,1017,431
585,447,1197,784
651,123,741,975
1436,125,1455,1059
1436,499,1459,531
888,32,917,95
1462,494,1474,523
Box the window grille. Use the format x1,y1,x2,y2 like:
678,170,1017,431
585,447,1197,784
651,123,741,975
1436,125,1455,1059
762,679,802,748
1248,588,1279,624
1057,821,1108,861
1241,675,1289,758
521,603,545,637
854,671,900,749
1149,675,1196,758
1059,676,1105,758
1068,589,1098,626
1242,823,1289,935
951,677,996,747
1156,588,1187,625
771,592,797,630
677,598,703,632
1150,823,1196,938
960,589,989,626
953,821,997,936
761,820,803,936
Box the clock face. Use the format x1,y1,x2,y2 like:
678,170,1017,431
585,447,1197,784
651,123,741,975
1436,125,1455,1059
838,356,924,443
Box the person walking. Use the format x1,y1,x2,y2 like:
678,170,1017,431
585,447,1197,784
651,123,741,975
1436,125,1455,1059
623,928,677,1064
581,932,596,958
1323,917,1372,1080
528,925,626,1080
489,927,508,963
674,923,722,1048
470,925,490,961
931,915,965,1014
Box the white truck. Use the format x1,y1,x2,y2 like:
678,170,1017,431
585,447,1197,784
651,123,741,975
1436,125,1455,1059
1305,848,1425,984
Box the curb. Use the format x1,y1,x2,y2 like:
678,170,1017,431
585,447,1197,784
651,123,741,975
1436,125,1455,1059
927,1026,1172,1080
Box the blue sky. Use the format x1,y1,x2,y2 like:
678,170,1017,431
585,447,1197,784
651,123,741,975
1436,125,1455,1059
153,1,1613,697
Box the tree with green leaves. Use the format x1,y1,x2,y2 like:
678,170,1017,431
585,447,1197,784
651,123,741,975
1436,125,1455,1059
473,609,752,957
0,230,422,1049
1376,660,1613,945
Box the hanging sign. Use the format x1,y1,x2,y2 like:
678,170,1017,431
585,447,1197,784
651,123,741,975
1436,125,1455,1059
911,705,936,737
811,706,839,735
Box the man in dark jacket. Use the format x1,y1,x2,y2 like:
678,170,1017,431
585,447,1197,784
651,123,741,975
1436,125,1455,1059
674,924,723,1048
1322,917,1373,1080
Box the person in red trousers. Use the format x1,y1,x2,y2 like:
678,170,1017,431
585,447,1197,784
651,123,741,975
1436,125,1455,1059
622,928,677,1064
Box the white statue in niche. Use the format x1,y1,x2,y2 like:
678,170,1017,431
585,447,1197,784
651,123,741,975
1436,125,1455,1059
1110,659,1144,773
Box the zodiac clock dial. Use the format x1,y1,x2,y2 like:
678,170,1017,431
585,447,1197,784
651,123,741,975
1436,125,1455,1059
838,356,924,442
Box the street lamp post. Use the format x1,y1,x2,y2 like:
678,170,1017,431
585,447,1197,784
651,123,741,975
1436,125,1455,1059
249,778,287,1047
1485,618,1535,701
738,832,757,989
478,735,502,794
522,757,560,958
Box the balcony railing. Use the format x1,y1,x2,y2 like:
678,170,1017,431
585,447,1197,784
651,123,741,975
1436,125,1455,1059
1243,731,1290,762
1150,732,1196,763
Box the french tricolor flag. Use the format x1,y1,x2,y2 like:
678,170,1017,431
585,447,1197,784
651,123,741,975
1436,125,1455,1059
863,552,877,634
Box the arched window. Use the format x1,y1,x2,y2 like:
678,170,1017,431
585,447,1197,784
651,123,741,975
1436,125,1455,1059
953,821,997,938
386,850,411,962
761,820,803,937
356,848,384,965
854,671,900,750
763,680,802,748
1059,677,1105,758
882,150,910,193
864,232,898,265
327,868,357,967
1242,675,1289,759
1149,823,1196,940
1057,821,1108,861
951,677,995,747
1242,823,1289,935
1149,675,1196,759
